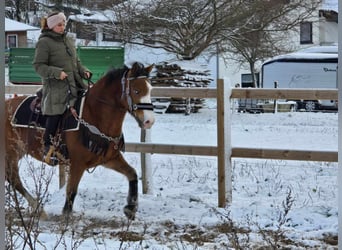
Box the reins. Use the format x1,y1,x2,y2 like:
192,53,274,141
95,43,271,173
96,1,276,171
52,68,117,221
66,78,93,108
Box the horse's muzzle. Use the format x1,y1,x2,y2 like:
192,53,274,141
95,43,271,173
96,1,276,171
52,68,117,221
135,109,155,129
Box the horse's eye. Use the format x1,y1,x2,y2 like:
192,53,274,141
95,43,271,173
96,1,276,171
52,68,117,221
133,89,140,95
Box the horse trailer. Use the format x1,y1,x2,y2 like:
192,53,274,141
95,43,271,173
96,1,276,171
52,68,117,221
261,46,338,111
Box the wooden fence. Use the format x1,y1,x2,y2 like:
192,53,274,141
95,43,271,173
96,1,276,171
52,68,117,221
5,82,338,207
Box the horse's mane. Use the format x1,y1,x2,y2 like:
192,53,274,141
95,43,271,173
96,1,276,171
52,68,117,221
103,62,151,86
104,66,128,86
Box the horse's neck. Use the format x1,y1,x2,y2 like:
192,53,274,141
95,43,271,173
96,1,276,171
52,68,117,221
88,81,123,107
83,82,126,135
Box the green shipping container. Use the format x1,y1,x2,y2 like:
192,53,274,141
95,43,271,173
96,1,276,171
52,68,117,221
9,46,124,84
77,46,124,82
9,48,39,84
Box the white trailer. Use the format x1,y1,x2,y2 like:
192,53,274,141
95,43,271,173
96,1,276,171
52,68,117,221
261,48,338,111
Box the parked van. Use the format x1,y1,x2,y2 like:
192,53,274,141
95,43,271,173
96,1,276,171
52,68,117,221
261,46,338,111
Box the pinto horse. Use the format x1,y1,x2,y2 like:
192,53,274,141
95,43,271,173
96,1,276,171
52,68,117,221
5,62,155,220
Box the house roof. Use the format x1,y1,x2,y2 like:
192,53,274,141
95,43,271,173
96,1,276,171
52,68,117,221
5,18,40,32
69,10,115,23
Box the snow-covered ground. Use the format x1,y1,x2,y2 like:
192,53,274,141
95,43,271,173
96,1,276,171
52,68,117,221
11,102,338,249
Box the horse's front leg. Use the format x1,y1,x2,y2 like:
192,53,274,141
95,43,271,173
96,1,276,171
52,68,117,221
124,178,138,219
62,163,85,216
104,153,138,220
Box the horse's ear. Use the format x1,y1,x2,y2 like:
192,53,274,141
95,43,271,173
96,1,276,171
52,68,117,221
131,62,144,72
145,64,154,73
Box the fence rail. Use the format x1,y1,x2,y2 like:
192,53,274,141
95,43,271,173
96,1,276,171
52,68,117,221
124,143,338,162
6,84,338,100
6,83,338,207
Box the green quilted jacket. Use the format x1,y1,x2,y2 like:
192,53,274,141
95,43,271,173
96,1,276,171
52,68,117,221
33,30,90,115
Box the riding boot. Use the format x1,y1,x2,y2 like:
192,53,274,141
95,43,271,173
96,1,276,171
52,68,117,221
43,115,61,166
43,145,58,166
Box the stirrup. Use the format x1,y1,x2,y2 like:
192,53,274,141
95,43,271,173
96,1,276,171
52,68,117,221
43,146,59,166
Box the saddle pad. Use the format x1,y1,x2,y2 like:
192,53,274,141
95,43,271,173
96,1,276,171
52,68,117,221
11,96,85,131
11,96,47,129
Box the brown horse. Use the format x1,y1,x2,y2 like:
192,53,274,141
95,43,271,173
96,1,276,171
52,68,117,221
5,62,155,220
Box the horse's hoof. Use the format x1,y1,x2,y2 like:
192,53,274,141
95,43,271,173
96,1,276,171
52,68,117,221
62,208,73,220
61,212,72,224
123,205,136,220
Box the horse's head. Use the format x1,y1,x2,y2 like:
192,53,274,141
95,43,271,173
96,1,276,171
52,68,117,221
124,62,155,129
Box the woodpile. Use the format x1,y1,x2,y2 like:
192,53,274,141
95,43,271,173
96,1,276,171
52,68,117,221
151,61,213,114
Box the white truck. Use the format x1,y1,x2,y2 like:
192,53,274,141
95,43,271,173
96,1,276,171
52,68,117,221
261,46,338,111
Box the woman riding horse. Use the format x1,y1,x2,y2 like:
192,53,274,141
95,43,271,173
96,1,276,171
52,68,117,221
5,62,155,220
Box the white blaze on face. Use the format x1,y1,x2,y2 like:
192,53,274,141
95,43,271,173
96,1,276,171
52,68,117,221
140,80,155,129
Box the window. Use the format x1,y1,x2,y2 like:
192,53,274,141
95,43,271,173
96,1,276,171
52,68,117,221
76,24,96,41
7,34,17,48
300,22,312,44
103,32,122,42
241,73,259,88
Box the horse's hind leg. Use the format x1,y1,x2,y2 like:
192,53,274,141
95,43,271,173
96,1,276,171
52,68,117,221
104,154,138,220
5,156,48,219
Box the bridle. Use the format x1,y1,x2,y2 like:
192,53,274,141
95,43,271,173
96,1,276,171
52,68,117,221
121,73,154,113
88,71,154,114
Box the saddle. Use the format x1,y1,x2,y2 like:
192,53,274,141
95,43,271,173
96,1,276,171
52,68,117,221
11,91,83,131
11,92,122,162
11,92,85,163
30,89,43,114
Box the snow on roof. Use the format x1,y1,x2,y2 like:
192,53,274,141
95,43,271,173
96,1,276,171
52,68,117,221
321,0,338,12
263,46,338,65
5,18,40,32
276,52,337,60
69,10,116,23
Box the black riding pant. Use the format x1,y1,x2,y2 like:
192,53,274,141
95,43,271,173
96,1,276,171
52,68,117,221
44,114,62,148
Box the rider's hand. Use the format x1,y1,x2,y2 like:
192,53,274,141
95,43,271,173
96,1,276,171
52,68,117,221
70,106,78,118
84,71,91,79
60,71,68,80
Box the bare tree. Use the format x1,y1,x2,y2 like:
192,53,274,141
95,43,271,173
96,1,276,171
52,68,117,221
5,0,86,22
108,0,322,63
220,0,322,87
108,0,257,60
5,0,28,21
223,30,285,87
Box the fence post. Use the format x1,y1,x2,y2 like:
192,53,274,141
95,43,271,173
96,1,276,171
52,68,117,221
217,79,232,207
140,129,153,194
337,3,342,248
0,4,5,247
273,81,278,113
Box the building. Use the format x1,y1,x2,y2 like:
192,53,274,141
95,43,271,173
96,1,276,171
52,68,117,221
5,18,40,49
219,0,338,87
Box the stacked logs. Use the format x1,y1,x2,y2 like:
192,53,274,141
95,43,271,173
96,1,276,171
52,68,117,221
151,61,213,114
